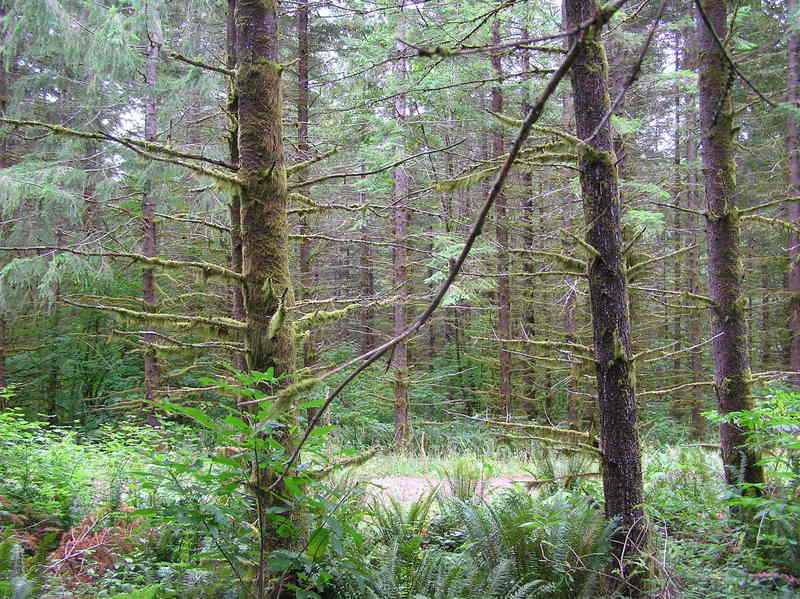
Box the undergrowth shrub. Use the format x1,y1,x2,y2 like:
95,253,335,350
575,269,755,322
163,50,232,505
710,388,800,576
0,409,95,528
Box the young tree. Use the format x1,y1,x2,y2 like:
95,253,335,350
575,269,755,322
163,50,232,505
788,0,800,375
563,0,646,588
696,0,764,492
142,4,163,413
391,4,412,448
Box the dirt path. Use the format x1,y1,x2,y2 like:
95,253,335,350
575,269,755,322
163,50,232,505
366,475,537,503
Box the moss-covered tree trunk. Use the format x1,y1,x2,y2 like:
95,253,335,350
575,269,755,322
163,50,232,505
696,0,764,491
226,0,246,371
788,0,800,376
142,6,162,413
686,135,706,439
0,318,6,401
564,0,646,589
296,0,317,370
392,14,411,449
359,210,376,356
0,1,7,399
491,20,512,421
235,0,298,584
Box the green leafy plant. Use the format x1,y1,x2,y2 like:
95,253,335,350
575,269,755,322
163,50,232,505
706,388,800,574
0,409,95,527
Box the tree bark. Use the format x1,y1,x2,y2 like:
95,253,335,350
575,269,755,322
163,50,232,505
686,135,706,439
142,7,162,411
392,21,411,448
0,2,7,399
226,0,246,371
564,0,646,587
491,20,512,421
696,0,764,491
296,0,317,369
359,211,376,356
788,0,800,377
236,1,298,586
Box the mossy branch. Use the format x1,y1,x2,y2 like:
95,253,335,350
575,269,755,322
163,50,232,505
683,291,717,307
0,245,243,281
169,52,234,77
651,201,705,217
562,229,600,258
435,146,575,192
114,329,244,352
621,227,647,256
294,306,356,332
486,112,581,146
289,139,464,190
743,214,800,234
628,244,695,277
451,411,597,443
0,117,237,172
639,380,715,397
286,148,339,176
310,447,379,480
739,197,800,216
155,212,231,233
519,250,586,274
63,299,246,332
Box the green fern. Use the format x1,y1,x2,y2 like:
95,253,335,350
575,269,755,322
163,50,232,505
111,583,172,599
458,490,613,599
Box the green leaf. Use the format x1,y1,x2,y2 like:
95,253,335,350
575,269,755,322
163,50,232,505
159,402,216,430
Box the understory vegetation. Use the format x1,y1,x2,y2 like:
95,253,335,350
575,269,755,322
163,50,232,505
1,366,800,599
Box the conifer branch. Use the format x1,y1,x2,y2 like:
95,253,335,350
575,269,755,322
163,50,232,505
738,196,800,216
628,244,695,277
513,250,587,273
639,380,715,397
650,201,705,217
155,212,231,232
286,148,340,175
0,117,237,171
113,330,245,352
742,214,800,234
168,52,235,77
63,299,246,331
288,139,465,190
0,246,242,281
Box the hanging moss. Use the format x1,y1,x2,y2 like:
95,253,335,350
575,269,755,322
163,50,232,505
294,305,355,332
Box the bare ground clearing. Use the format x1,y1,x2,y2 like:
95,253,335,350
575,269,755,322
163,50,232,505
365,475,538,503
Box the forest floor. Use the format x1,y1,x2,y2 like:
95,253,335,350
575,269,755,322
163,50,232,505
367,475,538,503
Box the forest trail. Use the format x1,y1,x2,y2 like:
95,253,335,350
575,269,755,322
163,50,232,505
366,475,538,503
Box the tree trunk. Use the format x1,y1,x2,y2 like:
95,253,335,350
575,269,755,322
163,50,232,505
0,318,5,404
670,35,684,421
696,0,764,491
0,2,7,399
235,1,298,587
564,0,646,587
491,20,512,421
142,7,162,412
686,136,706,439
359,213,376,355
392,25,411,449
296,0,317,370
788,0,800,377
226,0,246,371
